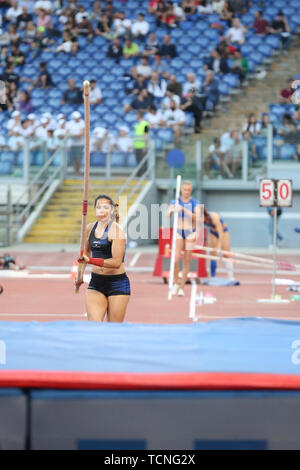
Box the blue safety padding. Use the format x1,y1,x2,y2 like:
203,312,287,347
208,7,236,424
0,388,24,397
1,319,300,375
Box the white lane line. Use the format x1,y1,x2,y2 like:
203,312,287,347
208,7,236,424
129,252,141,267
0,313,86,317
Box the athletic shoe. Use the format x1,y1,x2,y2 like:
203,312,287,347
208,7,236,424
177,288,185,297
171,284,179,295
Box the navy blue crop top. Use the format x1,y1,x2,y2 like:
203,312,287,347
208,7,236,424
170,197,200,219
89,221,126,261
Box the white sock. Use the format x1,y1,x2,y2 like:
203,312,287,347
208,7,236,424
225,261,234,281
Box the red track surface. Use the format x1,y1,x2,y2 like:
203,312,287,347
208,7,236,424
0,251,300,323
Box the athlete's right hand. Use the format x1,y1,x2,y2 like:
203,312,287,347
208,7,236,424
77,254,89,264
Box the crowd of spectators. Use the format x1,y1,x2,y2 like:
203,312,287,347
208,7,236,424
0,0,296,176
205,94,300,179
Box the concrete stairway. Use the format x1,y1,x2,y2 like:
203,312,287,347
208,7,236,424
24,178,141,244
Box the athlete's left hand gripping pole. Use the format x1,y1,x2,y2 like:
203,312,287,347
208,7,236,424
75,80,90,294
168,174,181,301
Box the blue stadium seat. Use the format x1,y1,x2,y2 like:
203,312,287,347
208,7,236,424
203,29,220,42
281,6,295,18
195,21,209,33
247,35,263,47
222,74,239,88
240,44,254,57
154,137,163,152
257,44,272,58
264,7,279,18
279,143,296,160
240,13,254,27
218,82,229,96
249,51,264,66
265,35,281,50
91,152,106,167
180,21,194,31
0,160,12,175
157,128,174,143
207,14,221,24
111,152,126,167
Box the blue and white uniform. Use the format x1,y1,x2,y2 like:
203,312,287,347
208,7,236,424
170,197,201,239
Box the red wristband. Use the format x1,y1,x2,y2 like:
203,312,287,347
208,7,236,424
88,257,104,267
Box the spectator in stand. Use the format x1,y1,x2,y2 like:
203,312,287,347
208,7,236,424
0,45,9,67
226,17,247,45
7,110,21,135
91,127,111,153
123,37,139,59
280,78,295,102
145,104,166,128
183,72,202,96
62,78,82,105
147,71,167,100
45,127,57,157
182,0,196,15
143,32,159,59
167,74,182,97
162,89,181,109
56,30,78,55
242,130,259,165
30,61,53,89
90,0,102,21
0,83,13,111
163,100,186,141
201,70,219,112
181,87,202,133
66,110,85,175
205,137,233,178
212,0,225,15
230,49,248,83
89,79,102,106
127,74,147,96
220,1,233,27
35,116,49,140
37,8,53,32
31,26,56,58
7,24,20,46
95,13,113,38
259,112,270,137
123,88,153,114
6,0,22,22
198,0,214,15
77,14,94,41
228,0,248,16
107,37,123,63
111,125,133,154
19,0,35,13
16,6,33,30
161,2,177,28
158,34,177,60
113,11,131,37
131,13,150,41
17,90,33,114
253,10,269,36
6,44,25,67
150,0,167,27
34,0,52,13
242,112,261,136
131,56,153,81
75,5,88,24
268,11,291,54
104,2,114,24
228,129,243,176
22,20,37,44
204,48,230,75
2,63,20,87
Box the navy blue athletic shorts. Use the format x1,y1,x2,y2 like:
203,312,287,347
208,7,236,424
88,272,131,297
